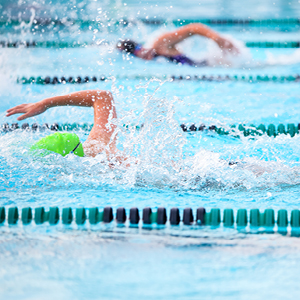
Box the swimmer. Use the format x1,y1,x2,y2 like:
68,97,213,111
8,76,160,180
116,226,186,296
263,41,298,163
5,89,277,176
6,90,127,163
117,23,239,66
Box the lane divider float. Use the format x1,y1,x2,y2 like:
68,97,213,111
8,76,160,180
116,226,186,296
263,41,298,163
17,74,300,84
1,206,300,233
1,18,300,27
1,40,299,48
2,122,300,138
245,41,300,48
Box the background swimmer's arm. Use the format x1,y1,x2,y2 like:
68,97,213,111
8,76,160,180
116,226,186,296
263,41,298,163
152,23,238,55
6,90,118,157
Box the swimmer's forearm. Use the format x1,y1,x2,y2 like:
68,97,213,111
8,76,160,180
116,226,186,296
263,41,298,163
154,23,221,50
185,23,220,41
176,24,238,52
6,89,114,121
42,90,111,109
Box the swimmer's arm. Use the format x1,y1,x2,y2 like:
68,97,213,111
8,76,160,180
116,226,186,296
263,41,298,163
6,90,114,120
83,91,118,157
153,23,238,54
6,90,118,157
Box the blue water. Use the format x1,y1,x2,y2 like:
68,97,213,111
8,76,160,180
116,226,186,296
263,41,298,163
1,0,300,299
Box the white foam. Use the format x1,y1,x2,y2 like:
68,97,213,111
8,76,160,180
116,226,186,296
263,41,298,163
266,49,300,66
205,34,253,68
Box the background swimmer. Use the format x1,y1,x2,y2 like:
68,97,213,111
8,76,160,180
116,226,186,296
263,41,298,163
117,22,239,66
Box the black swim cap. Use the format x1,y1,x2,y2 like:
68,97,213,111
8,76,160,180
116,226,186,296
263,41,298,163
118,40,138,54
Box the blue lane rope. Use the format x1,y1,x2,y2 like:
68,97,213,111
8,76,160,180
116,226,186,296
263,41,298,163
2,122,300,138
17,74,300,84
1,206,300,234
1,40,299,48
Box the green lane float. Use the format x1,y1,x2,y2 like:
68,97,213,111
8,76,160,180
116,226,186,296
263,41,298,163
1,206,300,234
16,74,300,85
2,122,300,138
2,40,299,48
8,207,19,225
62,207,73,225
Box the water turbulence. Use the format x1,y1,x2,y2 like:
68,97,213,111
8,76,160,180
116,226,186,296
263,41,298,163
115,83,300,191
120,89,186,188
2,1,300,299
2,88,300,198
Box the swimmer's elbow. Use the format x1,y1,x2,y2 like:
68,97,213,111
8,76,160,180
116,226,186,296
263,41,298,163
93,90,114,104
101,91,114,106
104,90,113,100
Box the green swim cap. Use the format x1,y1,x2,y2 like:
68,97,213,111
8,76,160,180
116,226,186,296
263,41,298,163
30,132,84,157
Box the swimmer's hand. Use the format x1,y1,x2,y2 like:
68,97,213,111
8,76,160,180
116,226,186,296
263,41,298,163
6,102,47,120
135,48,157,60
215,36,239,54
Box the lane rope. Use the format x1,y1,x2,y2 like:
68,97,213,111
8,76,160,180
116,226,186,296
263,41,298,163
2,122,300,138
17,74,300,84
1,40,299,48
245,41,300,48
0,206,299,233
1,18,300,27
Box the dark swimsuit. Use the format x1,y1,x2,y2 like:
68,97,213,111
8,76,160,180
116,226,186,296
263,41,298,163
162,54,208,67
133,45,207,67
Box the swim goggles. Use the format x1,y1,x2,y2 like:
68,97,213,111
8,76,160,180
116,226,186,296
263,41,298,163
133,44,143,55
70,142,82,154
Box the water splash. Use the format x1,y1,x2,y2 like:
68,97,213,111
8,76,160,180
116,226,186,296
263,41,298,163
2,89,300,195
266,49,300,66
205,34,254,68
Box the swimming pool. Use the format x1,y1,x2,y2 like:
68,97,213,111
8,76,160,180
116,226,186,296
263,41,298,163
1,0,300,299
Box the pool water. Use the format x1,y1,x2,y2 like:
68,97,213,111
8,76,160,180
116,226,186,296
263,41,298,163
1,0,300,299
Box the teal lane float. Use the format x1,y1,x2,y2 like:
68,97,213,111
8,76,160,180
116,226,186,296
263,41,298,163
2,122,300,138
1,207,300,231
16,74,300,84
245,41,300,48
181,123,300,138
2,40,300,48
